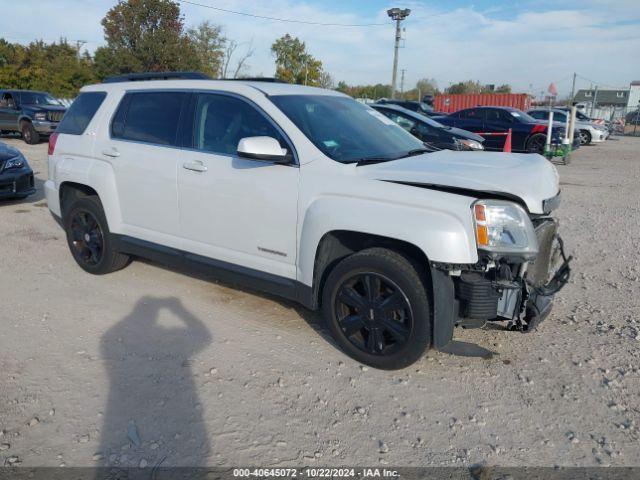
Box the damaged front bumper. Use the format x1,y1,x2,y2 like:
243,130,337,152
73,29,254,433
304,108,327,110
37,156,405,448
431,219,572,345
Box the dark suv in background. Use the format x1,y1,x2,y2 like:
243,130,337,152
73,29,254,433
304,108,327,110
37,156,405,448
0,89,67,144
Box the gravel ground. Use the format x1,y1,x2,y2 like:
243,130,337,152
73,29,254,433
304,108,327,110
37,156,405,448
0,135,639,469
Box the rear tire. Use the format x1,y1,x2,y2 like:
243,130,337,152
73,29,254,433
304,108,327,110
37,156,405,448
322,248,431,370
63,196,130,274
21,122,40,144
526,133,547,154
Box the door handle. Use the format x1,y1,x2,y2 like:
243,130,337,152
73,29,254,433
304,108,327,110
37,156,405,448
102,147,120,158
182,161,207,172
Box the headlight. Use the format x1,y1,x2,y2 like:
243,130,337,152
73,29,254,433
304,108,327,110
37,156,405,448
458,138,484,150
2,156,26,171
472,200,538,256
34,112,47,121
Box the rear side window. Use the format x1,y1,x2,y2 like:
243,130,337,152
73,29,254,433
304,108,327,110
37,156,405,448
111,92,186,146
56,92,106,135
459,109,483,120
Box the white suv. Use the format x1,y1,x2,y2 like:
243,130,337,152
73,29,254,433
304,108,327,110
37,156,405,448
45,73,571,369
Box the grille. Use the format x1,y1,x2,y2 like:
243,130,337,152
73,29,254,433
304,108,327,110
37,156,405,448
47,111,64,122
528,219,558,287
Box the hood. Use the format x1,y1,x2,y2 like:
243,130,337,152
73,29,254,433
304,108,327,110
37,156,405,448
356,150,559,214
444,126,484,143
0,141,22,162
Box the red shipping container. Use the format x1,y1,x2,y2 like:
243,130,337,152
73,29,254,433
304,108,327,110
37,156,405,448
433,93,532,114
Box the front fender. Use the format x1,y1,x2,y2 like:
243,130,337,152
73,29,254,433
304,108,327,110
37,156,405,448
297,192,478,287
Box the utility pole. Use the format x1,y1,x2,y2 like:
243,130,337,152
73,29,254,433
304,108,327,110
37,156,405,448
569,72,576,106
591,85,599,117
75,40,87,61
387,8,411,99
400,69,406,98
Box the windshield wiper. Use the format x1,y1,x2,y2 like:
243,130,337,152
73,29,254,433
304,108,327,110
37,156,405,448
392,147,433,159
354,157,393,166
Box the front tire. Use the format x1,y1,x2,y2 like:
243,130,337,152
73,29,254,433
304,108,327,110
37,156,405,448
322,248,431,370
63,196,130,274
579,129,591,145
21,122,40,144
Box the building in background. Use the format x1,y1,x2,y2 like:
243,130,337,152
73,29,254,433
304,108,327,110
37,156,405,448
573,81,640,120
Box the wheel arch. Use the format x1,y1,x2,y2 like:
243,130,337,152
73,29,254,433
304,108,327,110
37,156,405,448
309,230,432,311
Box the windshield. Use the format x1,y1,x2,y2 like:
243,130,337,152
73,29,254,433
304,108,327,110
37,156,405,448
270,95,425,163
19,92,61,106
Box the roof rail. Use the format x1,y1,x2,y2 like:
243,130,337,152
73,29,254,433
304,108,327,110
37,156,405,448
103,71,212,83
227,77,287,83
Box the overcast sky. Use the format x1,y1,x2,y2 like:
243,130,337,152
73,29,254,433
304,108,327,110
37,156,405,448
2,0,639,96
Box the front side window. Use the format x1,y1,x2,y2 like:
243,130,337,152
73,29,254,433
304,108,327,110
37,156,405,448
192,94,284,155
270,95,424,163
111,91,187,146
57,92,107,135
18,92,61,106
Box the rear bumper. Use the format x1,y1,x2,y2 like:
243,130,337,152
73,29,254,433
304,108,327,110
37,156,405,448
0,167,35,198
44,179,60,216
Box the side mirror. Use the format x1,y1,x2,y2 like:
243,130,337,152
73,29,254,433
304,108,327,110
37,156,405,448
237,136,291,164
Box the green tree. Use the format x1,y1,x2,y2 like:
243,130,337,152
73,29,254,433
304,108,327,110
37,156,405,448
271,34,323,86
94,0,201,78
187,21,226,78
494,84,512,93
446,80,483,94
0,38,97,97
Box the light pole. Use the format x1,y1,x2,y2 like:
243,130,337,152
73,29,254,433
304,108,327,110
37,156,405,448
387,7,410,99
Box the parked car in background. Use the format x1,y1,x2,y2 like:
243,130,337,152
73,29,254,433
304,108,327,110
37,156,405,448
433,106,577,154
371,104,484,151
0,141,35,199
0,89,67,144
375,99,443,117
45,73,570,369
625,109,640,125
528,108,607,145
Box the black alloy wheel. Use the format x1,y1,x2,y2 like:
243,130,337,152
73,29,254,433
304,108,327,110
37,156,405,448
69,210,104,266
527,133,547,154
322,248,431,370
334,272,412,356
63,195,130,274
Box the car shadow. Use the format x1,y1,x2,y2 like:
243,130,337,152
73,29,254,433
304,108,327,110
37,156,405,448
98,296,212,467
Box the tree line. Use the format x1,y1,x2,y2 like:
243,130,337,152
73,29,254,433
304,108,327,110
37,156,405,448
0,0,511,99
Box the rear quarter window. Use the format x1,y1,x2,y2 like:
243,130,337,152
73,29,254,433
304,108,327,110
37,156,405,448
56,92,107,135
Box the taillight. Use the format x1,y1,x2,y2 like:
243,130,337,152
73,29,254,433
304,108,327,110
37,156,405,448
531,124,547,134
48,132,59,155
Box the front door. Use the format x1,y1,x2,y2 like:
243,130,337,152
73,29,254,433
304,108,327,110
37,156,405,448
177,93,299,279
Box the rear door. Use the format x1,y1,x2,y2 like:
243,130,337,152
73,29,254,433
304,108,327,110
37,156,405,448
94,90,187,246
0,92,19,130
454,108,484,132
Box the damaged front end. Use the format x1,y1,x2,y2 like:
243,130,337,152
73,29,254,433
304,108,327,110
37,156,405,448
432,199,572,340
